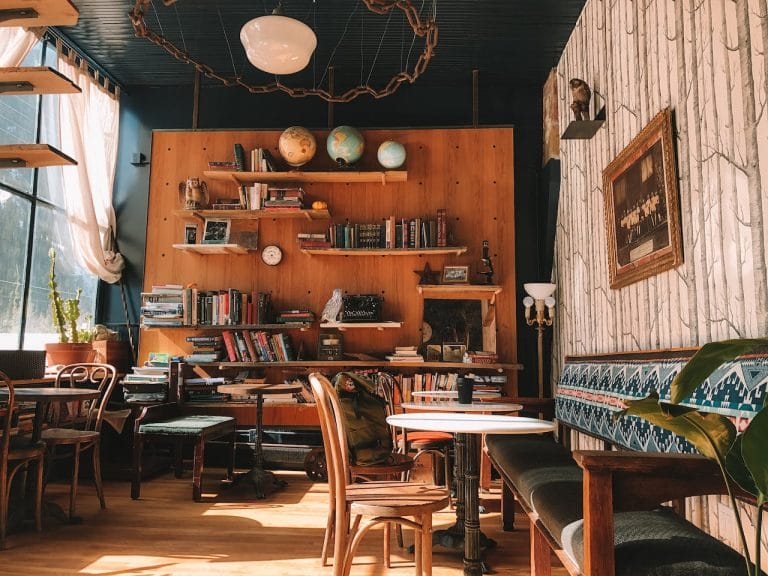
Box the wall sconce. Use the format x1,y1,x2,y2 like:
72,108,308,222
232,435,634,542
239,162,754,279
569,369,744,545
523,282,556,398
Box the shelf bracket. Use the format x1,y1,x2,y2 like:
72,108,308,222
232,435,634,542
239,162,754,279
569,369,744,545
0,8,38,23
0,157,26,168
380,173,386,185
0,81,33,94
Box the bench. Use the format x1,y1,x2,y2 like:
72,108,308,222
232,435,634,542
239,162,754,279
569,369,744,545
487,349,768,576
131,404,236,501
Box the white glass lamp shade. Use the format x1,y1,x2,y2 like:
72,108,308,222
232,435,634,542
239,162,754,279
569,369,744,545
523,282,557,300
240,15,317,75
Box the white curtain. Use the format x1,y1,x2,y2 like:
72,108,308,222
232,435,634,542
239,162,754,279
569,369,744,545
57,54,124,284
0,27,39,66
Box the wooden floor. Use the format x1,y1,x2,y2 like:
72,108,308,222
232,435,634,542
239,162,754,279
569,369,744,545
1,468,568,575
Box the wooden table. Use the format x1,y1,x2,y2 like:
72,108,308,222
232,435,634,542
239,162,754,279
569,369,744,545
387,413,556,576
217,382,303,498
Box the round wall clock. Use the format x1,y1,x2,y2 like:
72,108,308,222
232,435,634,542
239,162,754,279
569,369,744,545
261,245,283,266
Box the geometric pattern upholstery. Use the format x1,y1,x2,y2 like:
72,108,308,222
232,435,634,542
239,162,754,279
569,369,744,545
138,415,235,436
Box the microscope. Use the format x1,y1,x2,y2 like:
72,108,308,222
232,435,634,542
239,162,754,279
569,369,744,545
480,240,494,284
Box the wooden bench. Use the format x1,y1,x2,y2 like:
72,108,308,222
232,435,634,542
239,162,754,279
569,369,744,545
486,349,768,576
131,404,236,501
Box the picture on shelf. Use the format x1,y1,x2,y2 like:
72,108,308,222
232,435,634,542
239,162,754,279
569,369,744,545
425,344,442,362
202,218,231,244
442,342,467,363
184,223,197,244
442,265,470,284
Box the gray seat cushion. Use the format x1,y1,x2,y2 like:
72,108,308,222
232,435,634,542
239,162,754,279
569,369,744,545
138,415,234,436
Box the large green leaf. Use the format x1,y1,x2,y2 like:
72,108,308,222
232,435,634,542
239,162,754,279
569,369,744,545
741,405,768,498
725,435,759,497
619,393,736,461
671,338,768,404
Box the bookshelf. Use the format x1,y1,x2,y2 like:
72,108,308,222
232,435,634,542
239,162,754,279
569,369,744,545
0,67,81,95
0,144,77,169
172,243,250,255
203,170,407,186
301,247,467,256
142,322,312,332
417,284,502,303
0,0,79,27
319,321,402,330
174,208,331,222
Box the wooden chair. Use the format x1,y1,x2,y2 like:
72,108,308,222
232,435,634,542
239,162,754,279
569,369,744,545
42,363,118,521
0,371,45,549
310,372,449,576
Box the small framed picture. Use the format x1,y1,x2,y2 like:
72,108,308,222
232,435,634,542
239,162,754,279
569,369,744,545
184,223,198,245
441,265,470,284
425,344,442,362
202,218,231,244
442,342,467,363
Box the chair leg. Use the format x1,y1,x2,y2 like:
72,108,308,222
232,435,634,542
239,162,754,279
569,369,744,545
131,434,144,500
69,443,81,520
384,522,391,568
174,438,184,478
226,430,235,481
421,513,433,576
92,439,106,509
321,510,333,566
414,516,423,576
192,438,204,501
34,455,43,532
531,520,552,576
0,473,8,550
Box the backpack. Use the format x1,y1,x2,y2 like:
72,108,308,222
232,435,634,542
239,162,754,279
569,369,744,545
332,371,394,466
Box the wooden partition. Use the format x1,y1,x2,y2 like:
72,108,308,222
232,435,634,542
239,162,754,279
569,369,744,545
140,127,518,401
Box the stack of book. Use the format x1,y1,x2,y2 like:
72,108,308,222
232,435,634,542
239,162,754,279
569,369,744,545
122,353,170,403
275,309,315,324
263,187,304,211
207,160,238,171
140,285,184,328
297,233,332,249
184,376,228,403
385,346,424,363
184,335,224,363
465,351,499,364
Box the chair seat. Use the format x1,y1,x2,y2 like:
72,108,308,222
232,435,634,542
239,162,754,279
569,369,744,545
350,452,414,476
8,437,45,460
347,481,450,516
138,415,235,436
41,427,100,444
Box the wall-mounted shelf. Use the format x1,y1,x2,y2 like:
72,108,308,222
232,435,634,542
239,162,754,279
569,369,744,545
301,247,468,257
172,243,249,255
174,208,331,222
0,67,80,95
0,144,77,169
561,106,606,140
203,170,408,186
186,360,523,371
320,321,402,331
0,0,79,27
142,322,312,332
417,284,502,303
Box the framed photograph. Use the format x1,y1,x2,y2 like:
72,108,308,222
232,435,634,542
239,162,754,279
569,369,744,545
441,265,470,284
202,218,231,244
184,223,197,245
603,108,682,288
425,344,442,362
442,342,467,363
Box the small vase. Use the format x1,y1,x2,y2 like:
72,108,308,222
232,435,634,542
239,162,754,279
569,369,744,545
44,342,95,368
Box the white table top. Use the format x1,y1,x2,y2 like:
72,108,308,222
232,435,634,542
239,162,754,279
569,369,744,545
411,390,500,398
386,412,557,435
399,401,523,413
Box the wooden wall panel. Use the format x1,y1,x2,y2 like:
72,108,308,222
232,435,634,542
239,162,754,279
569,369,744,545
139,127,517,393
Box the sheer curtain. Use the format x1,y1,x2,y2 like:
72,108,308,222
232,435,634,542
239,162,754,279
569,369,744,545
57,52,124,284
0,27,38,66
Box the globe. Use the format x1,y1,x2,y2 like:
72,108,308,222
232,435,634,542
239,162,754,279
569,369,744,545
278,126,316,167
377,140,406,169
327,126,365,167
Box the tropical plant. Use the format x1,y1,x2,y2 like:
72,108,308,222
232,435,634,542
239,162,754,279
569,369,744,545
48,248,92,343
618,338,768,576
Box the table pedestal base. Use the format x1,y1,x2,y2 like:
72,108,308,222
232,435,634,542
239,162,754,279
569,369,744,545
234,467,287,499
431,522,497,551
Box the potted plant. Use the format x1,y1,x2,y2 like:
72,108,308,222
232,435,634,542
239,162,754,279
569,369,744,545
44,248,95,367
619,338,768,576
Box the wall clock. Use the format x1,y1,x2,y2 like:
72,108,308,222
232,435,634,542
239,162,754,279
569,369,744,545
261,245,283,266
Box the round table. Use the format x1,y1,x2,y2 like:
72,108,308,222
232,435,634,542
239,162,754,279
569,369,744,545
387,413,556,576
218,381,303,498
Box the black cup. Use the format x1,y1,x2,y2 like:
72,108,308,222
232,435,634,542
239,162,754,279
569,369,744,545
457,377,473,404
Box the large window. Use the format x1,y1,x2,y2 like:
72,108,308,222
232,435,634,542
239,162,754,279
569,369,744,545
0,41,97,350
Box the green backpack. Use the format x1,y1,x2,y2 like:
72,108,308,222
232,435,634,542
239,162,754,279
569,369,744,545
333,371,394,466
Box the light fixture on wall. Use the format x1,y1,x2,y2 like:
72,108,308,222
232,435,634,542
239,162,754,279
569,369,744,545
240,1,317,75
523,283,556,398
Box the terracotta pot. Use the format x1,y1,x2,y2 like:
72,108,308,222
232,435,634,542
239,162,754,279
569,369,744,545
44,342,95,367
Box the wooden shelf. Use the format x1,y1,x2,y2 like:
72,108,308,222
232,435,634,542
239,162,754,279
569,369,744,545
174,208,331,221
301,247,468,256
418,284,502,302
0,0,79,27
0,144,76,169
320,321,402,331
0,67,80,95
172,243,250,255
186,360,523,371
142,322,312,332
203,170,407,185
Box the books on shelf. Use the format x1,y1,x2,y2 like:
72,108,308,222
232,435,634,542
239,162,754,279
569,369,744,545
386,346,424,362
215,330,296,363
122,355,171,403
326,209,449,250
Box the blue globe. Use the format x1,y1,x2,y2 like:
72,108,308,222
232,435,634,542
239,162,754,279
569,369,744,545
377,140,406,169
327,126,365,166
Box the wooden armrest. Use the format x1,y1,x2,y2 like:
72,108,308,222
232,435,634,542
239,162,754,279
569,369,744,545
134,403,180,430
573,450,715,473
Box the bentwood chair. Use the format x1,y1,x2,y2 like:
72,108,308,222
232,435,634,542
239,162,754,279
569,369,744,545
42,363,118,521
310,372,449,576
0,371,45,549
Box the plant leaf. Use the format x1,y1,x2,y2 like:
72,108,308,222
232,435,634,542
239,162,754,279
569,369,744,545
741,405,768,498
619,393,736,461
671,338,768,404
725,435,759,497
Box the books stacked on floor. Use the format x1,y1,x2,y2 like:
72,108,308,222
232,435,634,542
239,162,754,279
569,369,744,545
184,376,228,403
140,285,185,328
297,233,332,249
464,351,499,364
275,309,315,324
220,329,296,362
263,187,305,212
122,353,170,403
184,335,224,363
385,346,424,363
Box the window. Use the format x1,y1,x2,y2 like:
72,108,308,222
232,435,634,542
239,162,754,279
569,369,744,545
0,41,97,350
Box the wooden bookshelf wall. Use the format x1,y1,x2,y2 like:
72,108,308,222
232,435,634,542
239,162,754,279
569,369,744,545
141,127,517,404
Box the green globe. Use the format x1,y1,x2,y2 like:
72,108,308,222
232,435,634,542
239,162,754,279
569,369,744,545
278,126,316,167
377,140,406,169
327,126,365,167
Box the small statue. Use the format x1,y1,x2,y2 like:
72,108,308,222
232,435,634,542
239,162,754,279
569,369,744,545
569,78,592,121
321,288,344,324
179,177,209,210
479,240,494,284
92,324,119,341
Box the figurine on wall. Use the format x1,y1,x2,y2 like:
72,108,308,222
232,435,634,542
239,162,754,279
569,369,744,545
479,240,494,284
179,177,209,210
569,78,592,121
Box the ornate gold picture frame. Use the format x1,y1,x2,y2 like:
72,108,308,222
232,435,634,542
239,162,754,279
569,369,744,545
603,107,682,289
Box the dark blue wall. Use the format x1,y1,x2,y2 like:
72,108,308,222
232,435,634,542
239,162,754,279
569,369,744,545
100,78,546,395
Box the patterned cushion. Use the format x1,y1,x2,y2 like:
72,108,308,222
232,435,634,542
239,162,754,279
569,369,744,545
138,415,234,436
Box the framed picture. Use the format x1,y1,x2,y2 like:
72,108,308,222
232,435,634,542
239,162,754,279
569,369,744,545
442,342,467,363
603,107,682,289
184,223,197,245
441,265,470,284
202,218,231,244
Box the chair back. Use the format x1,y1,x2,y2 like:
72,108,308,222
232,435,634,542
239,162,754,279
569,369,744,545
309,373,351,499
54,363,118,432
0,372,14,479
